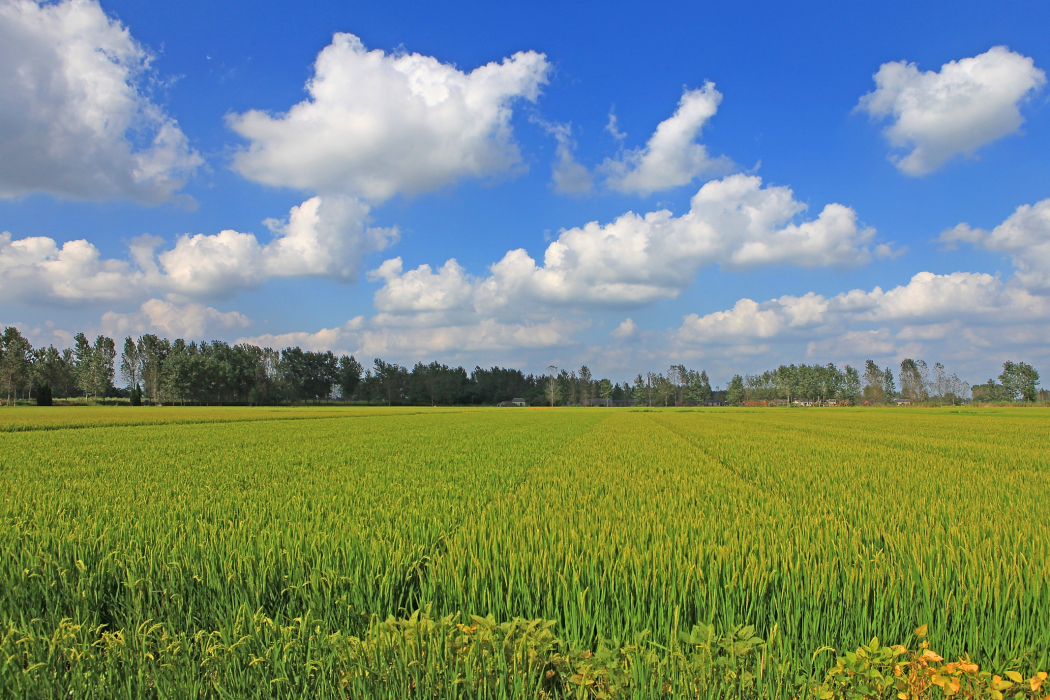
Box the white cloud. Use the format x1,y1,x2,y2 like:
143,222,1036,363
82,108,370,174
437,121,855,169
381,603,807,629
158,195,396,297
0,0,201,202
0,230,144,302
235,315,575,361
359,175,881,335
468,174,879,311
601,83,731,195
850,271,1048,322
611,318,636,339
101,299,250,339
672,270,1050,367
857,46,1046,175
676,294,828,345
605,111,626,144
940,198,1050,290
235,321,360,353
682,271,1046,339
534,119,593,195
331,174,885,368
0,195,396,304
208,264,1050,380
368,257,474,314
355,319,577,358
679,298,782,341
227,33,549,202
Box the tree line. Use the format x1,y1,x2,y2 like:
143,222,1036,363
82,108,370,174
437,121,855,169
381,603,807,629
0,326,549,406
0,325,1042,406
720,358,1042,406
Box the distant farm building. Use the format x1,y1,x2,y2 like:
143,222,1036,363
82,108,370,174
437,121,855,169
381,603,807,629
497,398,528,407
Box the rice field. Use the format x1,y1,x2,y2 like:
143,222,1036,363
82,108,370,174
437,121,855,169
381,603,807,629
1,406,1048,698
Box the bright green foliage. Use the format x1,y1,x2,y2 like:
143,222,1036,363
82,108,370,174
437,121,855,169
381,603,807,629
1,406,1048,698
815,625,1050,700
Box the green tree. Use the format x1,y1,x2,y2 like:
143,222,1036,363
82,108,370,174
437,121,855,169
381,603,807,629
1,327,32,404
563,370,578,405
92,335,117,399
138,334,170,404
899,359,928,403
682,369,701,404
578,366,593,403
841,365,861,405
70,334,116,402
120,337,142,390
631,374,646,406
698,370,712,403
862,360,885,404
370,358,407,405
338,355,364,401
819,363,844,404
72,333,94,400
654,372,675,406
999,361,1040,402
774,365,797,405
881,365,897,401
598,378,613,402
726,374,745,406
34,345,66,401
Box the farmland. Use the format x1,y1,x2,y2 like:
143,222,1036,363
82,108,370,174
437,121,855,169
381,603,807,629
1,406,1048,698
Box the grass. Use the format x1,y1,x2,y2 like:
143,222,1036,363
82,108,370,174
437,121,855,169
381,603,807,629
1,406,1047,698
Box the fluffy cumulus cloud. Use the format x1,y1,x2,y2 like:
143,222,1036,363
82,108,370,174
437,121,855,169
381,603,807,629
0,230,142,302
156,195,396,297
601,83,731,195
672,270,1050,369
368,258,474,315
940,198,1050,291
444,174,880,311
857,46,1046,175
611,318,637,339
0,0,201,202
647,199,1050,373
306,172,885,366
102,299,251,339
228,33,549,202
235,174,881,367
224,264,1050,380
0,196,396,304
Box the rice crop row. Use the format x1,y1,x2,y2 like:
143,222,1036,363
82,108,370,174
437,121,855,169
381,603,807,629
0,404,436,433
426,409,1049,673
1,407,1047,698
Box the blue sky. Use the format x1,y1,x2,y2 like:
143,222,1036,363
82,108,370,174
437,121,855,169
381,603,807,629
2,0,1049,386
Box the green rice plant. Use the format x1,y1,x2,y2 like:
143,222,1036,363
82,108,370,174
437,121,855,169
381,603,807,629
428,409,1050,689
0,404,417,432
0,406,1047,697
